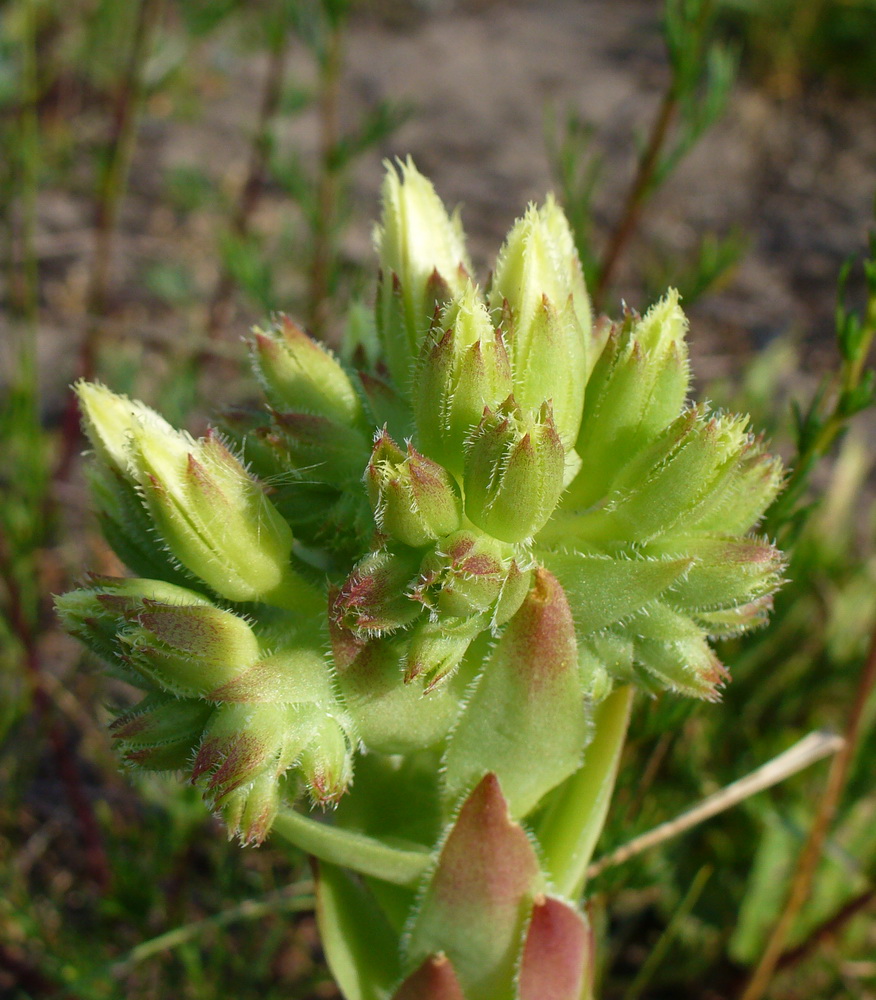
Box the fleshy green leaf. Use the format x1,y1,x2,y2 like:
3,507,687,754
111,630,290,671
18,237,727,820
405,774,544,1000
316,861,403,1000
442,569,590,818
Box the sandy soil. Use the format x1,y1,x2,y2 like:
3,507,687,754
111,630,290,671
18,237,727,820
18,0,876,411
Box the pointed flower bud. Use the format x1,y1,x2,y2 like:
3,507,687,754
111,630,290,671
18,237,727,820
414,282,512,475
222,769,282,846
490,198,591,445
413,530,529,624
332,547,422,636
366,431,462,547
55,576,213,670
76,382,315,609
195,701,352,836
120,600,261,699
374,157,472,386
403,613,485,689
464,398,565,542
251,315,365,426
569,290,691,507
650,534,785,616
110,693,212,771
574,407,754,545
298,712,355,806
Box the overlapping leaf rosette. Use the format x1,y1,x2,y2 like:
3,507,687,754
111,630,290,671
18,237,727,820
58,159,785,1000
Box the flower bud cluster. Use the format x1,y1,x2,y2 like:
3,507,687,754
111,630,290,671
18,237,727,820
56,577,353,842
61,158,787,846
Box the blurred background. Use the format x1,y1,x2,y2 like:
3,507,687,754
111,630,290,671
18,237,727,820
2,0,876,997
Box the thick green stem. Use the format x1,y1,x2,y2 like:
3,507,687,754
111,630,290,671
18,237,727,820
534,684,634,899
273,809,431,886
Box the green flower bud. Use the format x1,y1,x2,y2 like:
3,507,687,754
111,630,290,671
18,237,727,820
298,712,354,805
629,603,729,700
195,702,352,834
568,291,690,507
332,547,422,636
684,434,785,535
403,613,486,689
490,198,591,446
574,407,753,545
110,693,212,771
262,410,371,488
414,282,513,475
366,431,462,547
55,576,213,671
648,534,785,615
222,769,283,846
464,398,564,543
76,382,313,609
192,702,305,801
120,601,261,699
374,157,472,386
490,196,591,347
251,315,365,425
413,530,524,620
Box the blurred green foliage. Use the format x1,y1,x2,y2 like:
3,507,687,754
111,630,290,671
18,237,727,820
719,0,876,95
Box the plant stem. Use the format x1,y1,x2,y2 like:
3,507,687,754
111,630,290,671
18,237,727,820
201,14,288,352
593,89,677,311
273,809,431,886
738,623,876,1000
55,0,163,483
621,865,712,1000
108,880,314,974
588,729,844,880
775,885,875,973
307,15,343,340
535,685,634,899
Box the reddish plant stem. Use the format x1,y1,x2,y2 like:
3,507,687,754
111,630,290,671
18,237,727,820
776,886,875,972
306,19,343,341
593,87,677,311
200,23,289,354
738,623,876,1000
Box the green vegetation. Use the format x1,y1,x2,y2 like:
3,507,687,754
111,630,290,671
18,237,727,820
2,1,875,998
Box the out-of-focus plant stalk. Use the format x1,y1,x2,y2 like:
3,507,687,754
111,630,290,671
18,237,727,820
55,0,163,483
739,621,876,1000
593,89,677,310
307,10,344,339
202,6,289,352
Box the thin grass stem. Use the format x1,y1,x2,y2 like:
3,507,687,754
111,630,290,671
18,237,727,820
738,626,876,1000
588,729,845,879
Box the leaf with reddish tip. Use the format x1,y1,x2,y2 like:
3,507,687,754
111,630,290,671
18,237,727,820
518,896,591,1000
406,773,544,1000
442,569,590,818
393,955,466,1000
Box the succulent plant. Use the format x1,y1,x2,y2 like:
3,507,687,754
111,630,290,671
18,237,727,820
58,157,785,999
